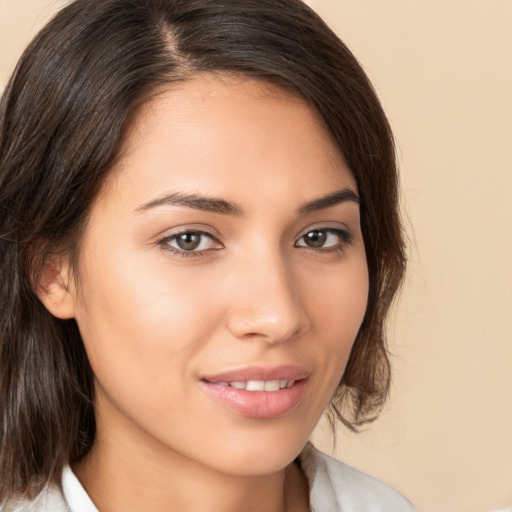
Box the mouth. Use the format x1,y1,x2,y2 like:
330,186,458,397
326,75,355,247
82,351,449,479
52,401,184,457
202,364,309,385
200,366,309,419
208,379,297,392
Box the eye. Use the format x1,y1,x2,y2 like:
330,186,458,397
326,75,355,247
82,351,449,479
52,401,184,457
295,228,352,250
159,230,222,256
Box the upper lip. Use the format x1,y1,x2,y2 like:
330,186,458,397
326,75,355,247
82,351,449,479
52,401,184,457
202,365,309,383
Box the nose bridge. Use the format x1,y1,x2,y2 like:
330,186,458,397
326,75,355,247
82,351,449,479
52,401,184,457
226,244,309,342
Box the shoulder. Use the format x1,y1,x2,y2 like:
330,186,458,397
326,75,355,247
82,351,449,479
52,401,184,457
299,443,416,512
0,485,69,512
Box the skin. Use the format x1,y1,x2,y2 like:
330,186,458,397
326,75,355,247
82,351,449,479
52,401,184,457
41,75,369,512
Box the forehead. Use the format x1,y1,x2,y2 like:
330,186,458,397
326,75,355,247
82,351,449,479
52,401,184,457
102,74,355,210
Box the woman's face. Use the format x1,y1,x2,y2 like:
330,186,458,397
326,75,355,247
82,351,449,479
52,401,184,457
69,75,368,476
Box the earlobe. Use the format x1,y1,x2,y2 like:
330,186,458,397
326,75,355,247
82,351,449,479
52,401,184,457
35,255,77,320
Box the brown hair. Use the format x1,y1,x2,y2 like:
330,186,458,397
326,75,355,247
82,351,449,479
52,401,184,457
0,0,405,500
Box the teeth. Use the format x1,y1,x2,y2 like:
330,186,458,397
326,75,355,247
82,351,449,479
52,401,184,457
215,379,296,391
246,380,265,391
264,380,280,391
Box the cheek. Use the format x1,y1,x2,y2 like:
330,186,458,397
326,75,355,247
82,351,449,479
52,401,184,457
73,244,223,392
72,254,230,440
310,255,369,338
308,254,369,378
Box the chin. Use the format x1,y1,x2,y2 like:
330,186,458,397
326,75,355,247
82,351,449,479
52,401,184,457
194,423,311,477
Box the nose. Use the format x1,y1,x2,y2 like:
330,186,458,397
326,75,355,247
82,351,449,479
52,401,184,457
225,251,311,343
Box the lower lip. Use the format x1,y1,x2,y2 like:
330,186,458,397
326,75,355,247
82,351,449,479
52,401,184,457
201,380,308,419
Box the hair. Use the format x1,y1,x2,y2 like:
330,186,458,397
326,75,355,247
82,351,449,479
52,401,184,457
0,0,406,500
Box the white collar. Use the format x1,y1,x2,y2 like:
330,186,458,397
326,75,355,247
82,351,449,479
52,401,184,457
61,465,99,512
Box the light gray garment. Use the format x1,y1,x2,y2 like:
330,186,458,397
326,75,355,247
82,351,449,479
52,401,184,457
301,444,415,511
2,444,415,511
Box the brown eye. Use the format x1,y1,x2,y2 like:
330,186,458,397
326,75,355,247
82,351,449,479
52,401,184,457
295,228,351,250
161,231,220,254
175,232,202,251
302,230,327,248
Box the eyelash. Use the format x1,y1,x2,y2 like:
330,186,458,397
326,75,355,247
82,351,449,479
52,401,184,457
157,227,353,258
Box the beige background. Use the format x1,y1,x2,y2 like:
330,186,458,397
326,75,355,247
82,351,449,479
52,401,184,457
1,1,511,511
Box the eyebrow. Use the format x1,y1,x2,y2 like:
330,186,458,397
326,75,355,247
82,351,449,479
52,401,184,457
135,187,359,216
135,192,243,215
298,188,360,214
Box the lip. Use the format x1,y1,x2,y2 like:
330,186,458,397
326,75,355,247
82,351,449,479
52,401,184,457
202,365,309,383
201,365,309,419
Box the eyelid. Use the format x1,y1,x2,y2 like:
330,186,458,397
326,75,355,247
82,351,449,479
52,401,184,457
296,222,351,239
154,223,221,243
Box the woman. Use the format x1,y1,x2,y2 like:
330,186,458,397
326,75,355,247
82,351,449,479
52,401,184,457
0,0,413,510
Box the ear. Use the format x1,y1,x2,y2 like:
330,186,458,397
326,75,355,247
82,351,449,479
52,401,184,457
35,254,77,320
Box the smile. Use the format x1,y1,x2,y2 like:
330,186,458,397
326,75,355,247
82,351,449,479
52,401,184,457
213,380,296,391
200,366,309,418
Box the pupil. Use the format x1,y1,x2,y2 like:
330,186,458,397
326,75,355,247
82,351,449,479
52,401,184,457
177,232,201,250
305,230,326,247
